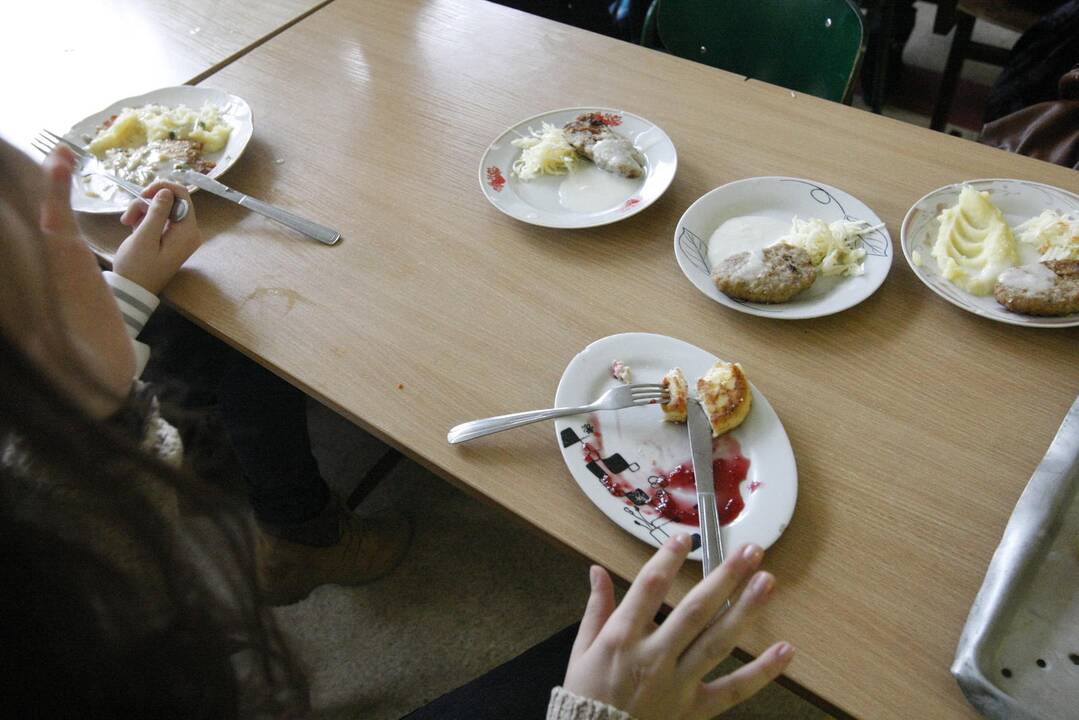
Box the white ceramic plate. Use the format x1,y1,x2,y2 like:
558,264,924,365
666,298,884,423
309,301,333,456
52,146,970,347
554,333,797,560
64,86,254,214
674,177,892,319
901,178,1079,328
478,107,676,229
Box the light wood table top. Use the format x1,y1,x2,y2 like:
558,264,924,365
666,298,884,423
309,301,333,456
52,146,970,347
0,0,329,154
78,0,1079,717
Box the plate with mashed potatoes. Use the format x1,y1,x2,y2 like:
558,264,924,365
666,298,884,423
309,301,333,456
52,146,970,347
553,333,797,557
64,86,253,214
478,107,676,229
901,179,1079,328
673,177,892,319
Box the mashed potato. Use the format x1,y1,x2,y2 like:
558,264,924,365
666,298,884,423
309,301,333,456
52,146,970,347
89,103,230,156
932,186,1017,296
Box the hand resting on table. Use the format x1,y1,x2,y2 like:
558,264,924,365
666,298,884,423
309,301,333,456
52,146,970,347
563,535,793,719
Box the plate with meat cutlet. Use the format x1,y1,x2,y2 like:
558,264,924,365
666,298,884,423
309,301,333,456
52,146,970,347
674,177,892,320
553,333,797,557
901,179,1079,328
479,108,676,229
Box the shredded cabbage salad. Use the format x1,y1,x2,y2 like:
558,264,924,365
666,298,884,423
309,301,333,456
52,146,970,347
1015,209,1079,262
779,217,882,277
511,123,578,180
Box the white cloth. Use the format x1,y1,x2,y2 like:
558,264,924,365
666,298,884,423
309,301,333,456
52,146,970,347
103,271,160,377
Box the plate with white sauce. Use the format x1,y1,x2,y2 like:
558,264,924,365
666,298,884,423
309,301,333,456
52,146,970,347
901,179,1079,328
63,86,254,214
479,107,676,229
674,177,892,319
554,333,797,559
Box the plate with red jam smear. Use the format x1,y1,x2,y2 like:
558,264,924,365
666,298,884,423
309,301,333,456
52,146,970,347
554,333,797,559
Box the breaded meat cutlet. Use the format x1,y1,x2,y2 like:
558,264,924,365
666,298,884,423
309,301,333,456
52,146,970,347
712,244,817,303
1045,259,1079,278
994,262,1079,317
157,139,217,173
660,368,688,423
697,361,752,437
562,113,645,179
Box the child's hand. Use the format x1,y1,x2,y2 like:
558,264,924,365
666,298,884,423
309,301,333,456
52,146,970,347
114,180,203,294
563,535,793,720
26,145,136,417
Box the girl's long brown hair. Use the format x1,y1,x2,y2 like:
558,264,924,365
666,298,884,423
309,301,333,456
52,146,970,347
0,140,307,718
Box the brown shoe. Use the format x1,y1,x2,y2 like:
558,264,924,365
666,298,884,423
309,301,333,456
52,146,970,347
256,504,411,606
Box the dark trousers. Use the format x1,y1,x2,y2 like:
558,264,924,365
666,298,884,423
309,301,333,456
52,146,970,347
141,308,329,528
403,623,578,720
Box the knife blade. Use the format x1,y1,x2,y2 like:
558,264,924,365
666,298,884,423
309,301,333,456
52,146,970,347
687,397,725,577
180,170,341,246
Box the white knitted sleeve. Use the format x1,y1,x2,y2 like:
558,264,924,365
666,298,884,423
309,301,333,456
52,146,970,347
546,687,635,720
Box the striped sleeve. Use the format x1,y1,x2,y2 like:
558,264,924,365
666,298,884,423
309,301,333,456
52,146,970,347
103,271,160,377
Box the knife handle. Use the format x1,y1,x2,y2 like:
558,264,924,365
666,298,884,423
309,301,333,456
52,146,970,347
238,195,341,246
698,493,724,576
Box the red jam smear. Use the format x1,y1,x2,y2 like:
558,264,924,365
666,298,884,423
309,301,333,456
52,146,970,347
649,452,750,527
581,413,751,528
485,166,506,192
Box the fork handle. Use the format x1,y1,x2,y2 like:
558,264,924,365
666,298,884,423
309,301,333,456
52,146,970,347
447,406,590,444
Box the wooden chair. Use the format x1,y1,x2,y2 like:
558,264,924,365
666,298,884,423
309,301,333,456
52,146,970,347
930,0,1042,131
641,0,865,104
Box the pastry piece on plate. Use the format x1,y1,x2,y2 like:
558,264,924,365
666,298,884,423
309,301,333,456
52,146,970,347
696,361,752,436
660,367,688,423
610,359,632,384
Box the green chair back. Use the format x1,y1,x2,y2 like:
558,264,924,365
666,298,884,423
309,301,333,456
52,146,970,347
642,0,864,103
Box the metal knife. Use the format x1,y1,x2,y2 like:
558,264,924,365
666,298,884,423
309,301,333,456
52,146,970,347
179,169,341,246
687,397,725,577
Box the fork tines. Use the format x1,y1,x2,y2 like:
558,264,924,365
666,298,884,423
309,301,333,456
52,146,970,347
630,383,669,404
29,134,56,158
31,129,89,158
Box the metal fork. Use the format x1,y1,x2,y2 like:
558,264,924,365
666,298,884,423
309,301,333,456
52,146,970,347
447,383,669,444
32,129,189,223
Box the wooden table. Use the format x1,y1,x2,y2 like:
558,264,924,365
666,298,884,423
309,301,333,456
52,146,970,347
76,0,1079,717
0,0,329,153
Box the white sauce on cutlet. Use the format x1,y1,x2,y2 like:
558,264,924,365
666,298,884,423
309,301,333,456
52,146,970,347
731,248,767,280
997,263,1057,294
707,215,791,271
590,137,642,176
